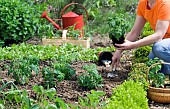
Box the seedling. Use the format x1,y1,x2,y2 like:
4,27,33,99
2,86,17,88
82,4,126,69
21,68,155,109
146,58,165,88
108,13,130,47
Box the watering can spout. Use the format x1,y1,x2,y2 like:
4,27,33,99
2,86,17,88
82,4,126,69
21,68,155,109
40,11,47,18
40,11,61,30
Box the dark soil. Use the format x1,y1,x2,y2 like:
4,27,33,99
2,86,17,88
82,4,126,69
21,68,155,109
1,35,170,108
111,35,125,47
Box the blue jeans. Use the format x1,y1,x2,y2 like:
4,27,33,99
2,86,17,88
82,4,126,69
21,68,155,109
148,38,170,74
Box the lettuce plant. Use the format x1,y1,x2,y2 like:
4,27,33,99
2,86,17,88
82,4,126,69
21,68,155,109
106,80,148,109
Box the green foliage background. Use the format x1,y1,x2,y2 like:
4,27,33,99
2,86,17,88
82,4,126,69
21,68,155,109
0,1,154,108
0,0,148,46
133,46,152,63
0,0,47,46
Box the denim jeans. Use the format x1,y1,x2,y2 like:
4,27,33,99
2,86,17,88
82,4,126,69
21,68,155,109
148,38,170,74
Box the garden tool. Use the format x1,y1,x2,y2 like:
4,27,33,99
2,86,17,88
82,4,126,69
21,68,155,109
41,3,88,37
107,68,118,78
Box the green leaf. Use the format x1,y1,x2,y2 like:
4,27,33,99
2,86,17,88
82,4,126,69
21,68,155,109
31,104,39,109
47,104,58,109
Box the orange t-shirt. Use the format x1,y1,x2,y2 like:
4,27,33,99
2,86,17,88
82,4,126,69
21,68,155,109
137,0,170,38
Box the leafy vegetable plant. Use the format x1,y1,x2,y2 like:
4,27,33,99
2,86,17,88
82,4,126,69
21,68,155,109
78,90,106,109
106,80,149,109
78,64,103,89
8,56,39,84
146,58,165,88
67,25,81,40
141,22,154,38
53,63,76,80
0,43,115,62
42,66,65,88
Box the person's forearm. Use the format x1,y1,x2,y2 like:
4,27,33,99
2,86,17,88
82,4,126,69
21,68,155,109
133,33,162,48
133,20,169,48
126,30,140,42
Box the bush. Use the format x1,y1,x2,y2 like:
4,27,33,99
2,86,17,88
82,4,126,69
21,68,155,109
106,80,148,109
128,63,149,90
133,46,152,63
141,22,154,38
0,0,44,46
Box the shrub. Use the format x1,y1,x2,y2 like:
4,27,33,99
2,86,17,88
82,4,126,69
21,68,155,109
0,0,44,46
133,46,152,63
106,80,149,109
128,63,149,90
141,22,154,38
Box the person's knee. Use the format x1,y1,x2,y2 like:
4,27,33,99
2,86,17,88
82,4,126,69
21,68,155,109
152,42,165,55
148,52,155,59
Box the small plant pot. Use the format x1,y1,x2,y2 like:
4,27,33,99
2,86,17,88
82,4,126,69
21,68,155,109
98,51,113,66
111,35,125,47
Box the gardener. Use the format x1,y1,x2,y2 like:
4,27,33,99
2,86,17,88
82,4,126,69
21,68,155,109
112,0,170,74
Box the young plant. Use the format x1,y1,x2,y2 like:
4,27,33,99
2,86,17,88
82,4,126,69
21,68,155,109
78,90,106,109
78,64,103,89
108,13,130,46
42,66,65,88
106,80,149,109
33,85,70,109
33,85,56,102
53,63,76,80
67,25,81,40
8,56,39,84
145,58,165,88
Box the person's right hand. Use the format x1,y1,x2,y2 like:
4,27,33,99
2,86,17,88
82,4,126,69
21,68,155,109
112,50,122,70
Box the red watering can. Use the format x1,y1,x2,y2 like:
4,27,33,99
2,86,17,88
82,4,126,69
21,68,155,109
41,3,88,37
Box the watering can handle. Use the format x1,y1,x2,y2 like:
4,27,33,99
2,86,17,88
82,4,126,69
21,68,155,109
61,2,88,20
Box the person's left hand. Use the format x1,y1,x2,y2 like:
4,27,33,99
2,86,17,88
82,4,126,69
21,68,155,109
115,40,136,50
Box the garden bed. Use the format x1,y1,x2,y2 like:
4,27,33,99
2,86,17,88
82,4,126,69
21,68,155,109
1,35,170,108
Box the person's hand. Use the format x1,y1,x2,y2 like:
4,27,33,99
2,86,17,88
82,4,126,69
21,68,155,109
112,50,122,69
115,40,136,50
